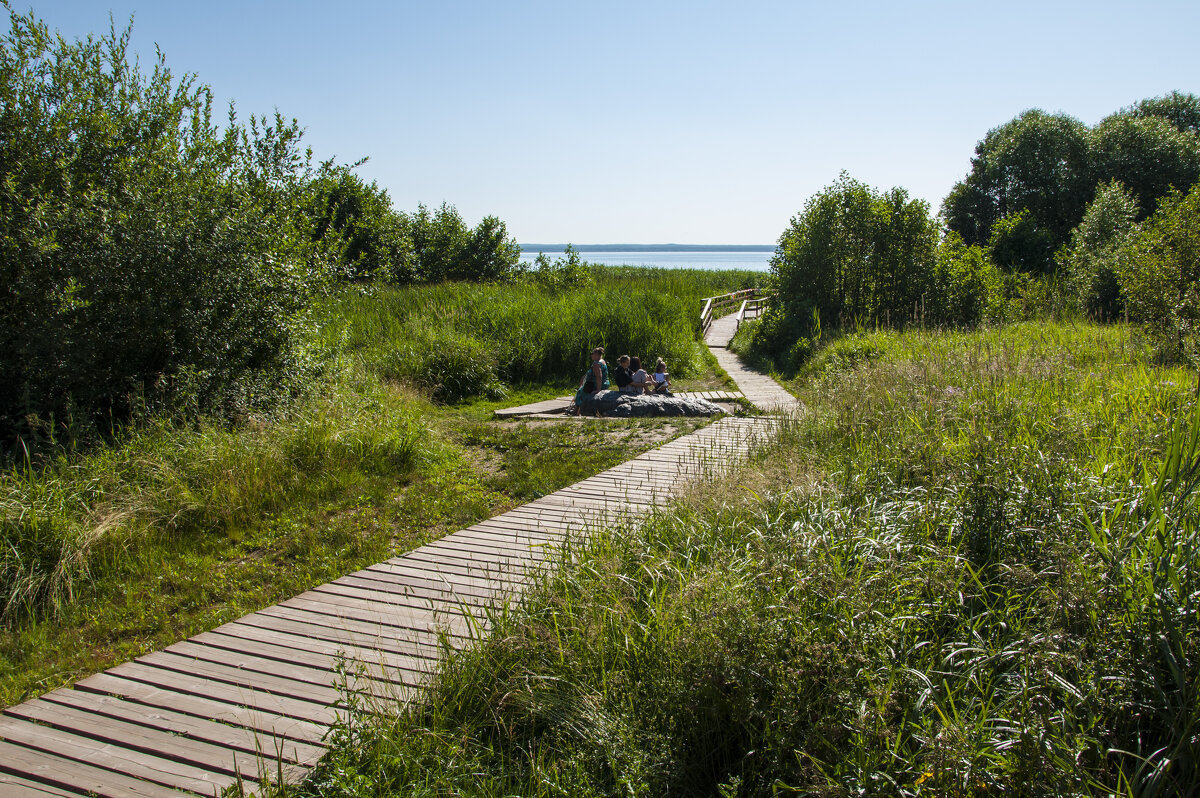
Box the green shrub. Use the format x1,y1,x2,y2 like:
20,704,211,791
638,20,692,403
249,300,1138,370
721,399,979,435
928,233,1005,326
1060,180,1141,320
0,9,332,448
763,174,939,364
1116,181,1200,363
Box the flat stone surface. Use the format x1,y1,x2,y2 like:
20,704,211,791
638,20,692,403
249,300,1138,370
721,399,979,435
576,391,726,417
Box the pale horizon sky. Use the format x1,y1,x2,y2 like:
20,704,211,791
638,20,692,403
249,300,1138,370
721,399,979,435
16,1,1200,244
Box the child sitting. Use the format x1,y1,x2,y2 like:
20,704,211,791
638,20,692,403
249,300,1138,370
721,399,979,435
652,358,671,394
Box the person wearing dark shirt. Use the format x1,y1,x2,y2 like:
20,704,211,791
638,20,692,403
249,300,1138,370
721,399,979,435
612,354,632,390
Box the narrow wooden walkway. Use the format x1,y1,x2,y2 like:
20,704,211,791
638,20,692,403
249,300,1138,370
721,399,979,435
0,335,797,797
706,314,801,414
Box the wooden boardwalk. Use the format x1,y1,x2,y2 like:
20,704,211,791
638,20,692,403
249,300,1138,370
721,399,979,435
0,332,796,797
706,314,801,414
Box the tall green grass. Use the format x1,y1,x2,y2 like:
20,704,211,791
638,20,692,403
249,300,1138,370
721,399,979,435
281,322,1199,797
0,379,427,624
320,267,764,401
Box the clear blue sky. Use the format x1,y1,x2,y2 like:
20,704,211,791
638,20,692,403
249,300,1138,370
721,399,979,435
17,1,1200,244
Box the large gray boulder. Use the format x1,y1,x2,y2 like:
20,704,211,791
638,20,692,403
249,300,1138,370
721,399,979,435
577,391,726,417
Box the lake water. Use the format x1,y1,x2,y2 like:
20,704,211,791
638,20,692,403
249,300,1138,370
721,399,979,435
518,247,773,271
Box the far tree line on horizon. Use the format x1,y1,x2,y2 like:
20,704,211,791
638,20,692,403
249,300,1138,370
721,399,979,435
2,4,1198,450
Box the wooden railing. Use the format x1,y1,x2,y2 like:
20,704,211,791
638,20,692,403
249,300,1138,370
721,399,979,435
701,288,770,335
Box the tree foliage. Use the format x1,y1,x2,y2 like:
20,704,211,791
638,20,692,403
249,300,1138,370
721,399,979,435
942,110,1091,250
756,175,940,361
1060,181,1140,320
307,164,412,283
1115,182,1200,364
403,202,522,283
943,95,1200,268
0,6,332,445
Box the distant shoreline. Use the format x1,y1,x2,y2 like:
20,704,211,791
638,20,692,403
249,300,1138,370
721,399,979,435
519,244,775,253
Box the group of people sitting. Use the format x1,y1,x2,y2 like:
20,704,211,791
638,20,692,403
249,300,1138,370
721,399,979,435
573,346,672,412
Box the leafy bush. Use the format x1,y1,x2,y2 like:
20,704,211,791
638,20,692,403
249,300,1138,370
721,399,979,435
403,202,522,283
307,163,413,283
1060,180,1140,320
1116,181,1200,363
0,9,333,448
529,244,593,290
928,233,1005,326
986,207,1056,274
768,174,939,343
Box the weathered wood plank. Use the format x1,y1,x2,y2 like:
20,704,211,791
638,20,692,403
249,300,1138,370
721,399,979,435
0,771,87,797
0,739,192,798
6,698,279,784
0,715,240,795
40,688,323,768
73,673,327,746
102,662,339,726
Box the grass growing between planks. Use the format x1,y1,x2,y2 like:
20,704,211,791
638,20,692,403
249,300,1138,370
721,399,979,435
279,322,1200,797
1,266,747,708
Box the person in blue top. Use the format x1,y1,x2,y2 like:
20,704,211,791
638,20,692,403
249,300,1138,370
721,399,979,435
573,346,609,414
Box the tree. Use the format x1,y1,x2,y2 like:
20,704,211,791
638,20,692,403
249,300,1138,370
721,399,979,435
1059,181,1140,320
942,110,1091,250
1088,113,1200,218
1115,182,1200,364
928,234,1005,327
1127,90,1200,136
307,163,413,283
987,209,1056,275
759,174,939,361
0,6,331,445
402,202,522,283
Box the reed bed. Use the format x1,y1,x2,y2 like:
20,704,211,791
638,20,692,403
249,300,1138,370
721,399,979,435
320,267,764,400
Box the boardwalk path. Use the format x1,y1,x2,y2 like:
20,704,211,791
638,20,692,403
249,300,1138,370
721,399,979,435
0,317,797,797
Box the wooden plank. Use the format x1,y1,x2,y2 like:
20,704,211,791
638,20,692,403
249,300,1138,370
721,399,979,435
41,688,323,768
278,594,473,641
193,628,422,685
333,571,504,605
165,640,408,703
6,699,276,785
261,600,472,645
0,739,191,798
73,673,327,746
204,623,432,684
103,662,339,727
439,529,557,555
238,610,447,661
396,550,537,583
462,520,569,544
0,716,238,796
135,651,342,708
0,771,84,797
447,527,563,552
418,538,545,567
361,561,510,595
384,551,533,583
312,580,496,616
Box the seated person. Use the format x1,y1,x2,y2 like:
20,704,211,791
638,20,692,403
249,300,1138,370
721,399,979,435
612,355,632,391
652,358,671,394
624,356,651,394
573,346,610,413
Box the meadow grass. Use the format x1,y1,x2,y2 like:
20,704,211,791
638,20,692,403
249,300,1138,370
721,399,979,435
319,267,764,400
1,268,746,707
280,322,1199,797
